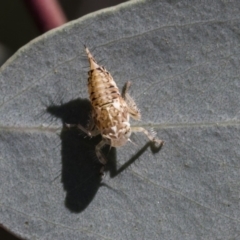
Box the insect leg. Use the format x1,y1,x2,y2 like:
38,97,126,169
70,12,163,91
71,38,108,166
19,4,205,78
95,138,111,176
131,126,164,147
65,114,100,137
95,138,109,165
122,81,141,120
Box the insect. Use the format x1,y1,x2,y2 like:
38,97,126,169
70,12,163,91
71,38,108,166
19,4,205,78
69,47,164,174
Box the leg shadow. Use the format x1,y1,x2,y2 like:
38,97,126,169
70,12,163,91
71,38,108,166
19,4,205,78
106,141,163,178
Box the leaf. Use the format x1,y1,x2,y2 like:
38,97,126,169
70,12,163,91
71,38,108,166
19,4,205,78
1,0,240,239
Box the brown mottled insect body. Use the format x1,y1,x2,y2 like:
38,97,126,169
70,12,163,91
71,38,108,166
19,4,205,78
86,47,132,148
73,47,164,173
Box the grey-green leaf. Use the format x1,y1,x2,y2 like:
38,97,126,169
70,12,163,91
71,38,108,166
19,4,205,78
1,0,240,239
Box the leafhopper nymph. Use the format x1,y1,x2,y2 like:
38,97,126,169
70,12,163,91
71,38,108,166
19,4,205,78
69,47,164,174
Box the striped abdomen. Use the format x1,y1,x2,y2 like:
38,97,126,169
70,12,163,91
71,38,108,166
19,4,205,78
86,48,131,147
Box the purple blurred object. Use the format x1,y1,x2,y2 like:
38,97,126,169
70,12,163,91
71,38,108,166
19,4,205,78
23,0,67,32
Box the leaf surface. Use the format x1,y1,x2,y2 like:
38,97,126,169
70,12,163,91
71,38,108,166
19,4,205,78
1,0,240,239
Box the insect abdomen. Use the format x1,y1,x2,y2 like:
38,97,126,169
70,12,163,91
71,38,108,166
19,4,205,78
88,69,120,107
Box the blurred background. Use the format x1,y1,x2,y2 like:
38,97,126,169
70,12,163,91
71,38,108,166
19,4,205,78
0,0,128,66
0,0,127,239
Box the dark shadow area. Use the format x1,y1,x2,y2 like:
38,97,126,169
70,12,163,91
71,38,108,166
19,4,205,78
0,224,23,240
47,98,163,212
47,98,108,212
60,126,104,212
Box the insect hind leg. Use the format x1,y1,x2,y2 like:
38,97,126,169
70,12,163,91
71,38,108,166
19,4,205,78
65,114,100,137
95,139,109,164
95,138,111,176
122,81,141,120
131,126,164,147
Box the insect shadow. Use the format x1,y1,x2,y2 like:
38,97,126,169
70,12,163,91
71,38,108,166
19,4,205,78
47,98,161,213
